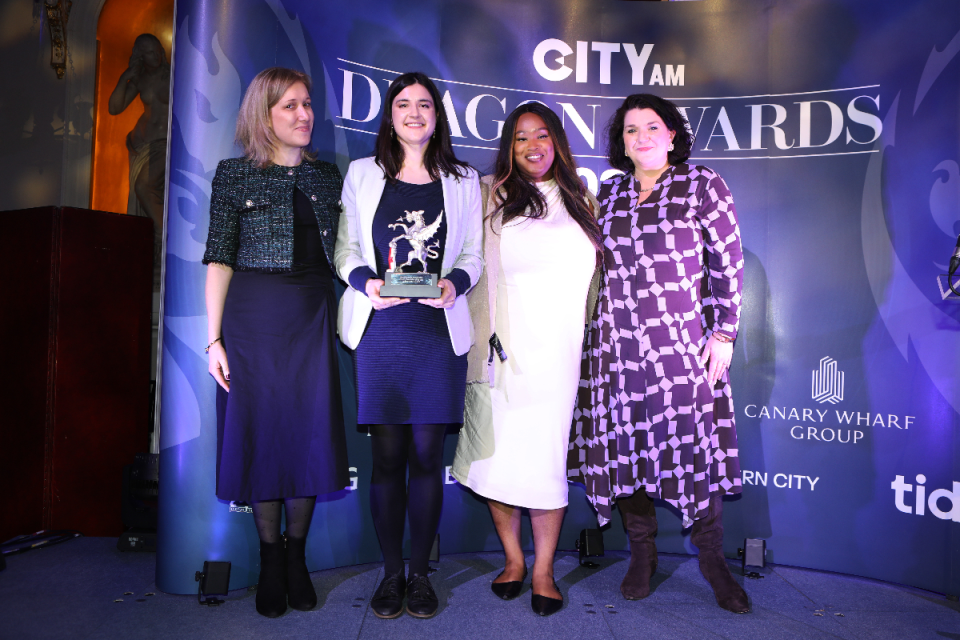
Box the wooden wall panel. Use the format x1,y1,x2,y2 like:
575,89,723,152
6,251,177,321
0,208,152,539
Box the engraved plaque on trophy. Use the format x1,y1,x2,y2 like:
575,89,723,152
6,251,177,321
379,209,443,299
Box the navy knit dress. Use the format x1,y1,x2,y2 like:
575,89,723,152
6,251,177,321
216,186,349,501
350,180,469,425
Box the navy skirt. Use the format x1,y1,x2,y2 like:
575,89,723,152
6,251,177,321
355,302,467,425
216,265,349,501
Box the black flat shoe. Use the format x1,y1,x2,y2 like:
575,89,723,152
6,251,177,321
370,570,405,619
405,573,439,619
531,582,563,617
491,567,527,600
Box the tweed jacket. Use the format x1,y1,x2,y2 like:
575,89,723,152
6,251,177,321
334,156,484,355
203,158,343,271
465,174,601,385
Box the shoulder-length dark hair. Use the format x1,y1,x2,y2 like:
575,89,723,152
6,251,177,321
374,72,469,182
491,102,602,263
605,93,694,172
236,67,318,168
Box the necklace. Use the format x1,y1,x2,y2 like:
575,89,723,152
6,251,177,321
635,164,671,194
631,169,667,211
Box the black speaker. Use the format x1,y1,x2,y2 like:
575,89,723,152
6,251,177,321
121,453,159,530
577,528,604,567
117,530,156,552
195,561,231,606
740,538,766,572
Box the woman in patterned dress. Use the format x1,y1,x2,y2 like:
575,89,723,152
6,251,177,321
568,94,749,613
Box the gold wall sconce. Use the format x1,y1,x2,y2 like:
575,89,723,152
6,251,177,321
43,0,73,79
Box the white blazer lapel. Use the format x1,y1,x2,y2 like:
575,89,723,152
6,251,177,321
440,172,459,270
359,165,386,269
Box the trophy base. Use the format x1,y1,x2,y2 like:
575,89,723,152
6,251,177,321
380,271,441,299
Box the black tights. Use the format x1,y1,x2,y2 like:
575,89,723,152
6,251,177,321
369,423,447,577
251,497,317,543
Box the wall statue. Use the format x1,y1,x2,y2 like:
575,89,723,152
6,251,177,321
108,33,170,289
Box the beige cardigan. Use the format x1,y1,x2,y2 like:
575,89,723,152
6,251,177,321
464,175,602,385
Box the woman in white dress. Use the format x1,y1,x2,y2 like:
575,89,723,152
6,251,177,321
451,103,601,616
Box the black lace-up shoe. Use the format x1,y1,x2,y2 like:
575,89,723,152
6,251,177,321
371,570,406,619
405,573,439,618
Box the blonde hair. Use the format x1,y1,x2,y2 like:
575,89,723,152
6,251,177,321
236,67,317,168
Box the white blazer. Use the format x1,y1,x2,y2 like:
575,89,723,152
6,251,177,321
334,156,484,355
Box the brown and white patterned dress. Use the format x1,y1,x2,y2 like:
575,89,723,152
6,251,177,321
568,164,744,527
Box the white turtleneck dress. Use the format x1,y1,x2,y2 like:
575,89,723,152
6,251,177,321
452,180,595,509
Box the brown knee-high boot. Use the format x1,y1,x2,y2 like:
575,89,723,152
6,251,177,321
618,491,658,600
690,495,750,613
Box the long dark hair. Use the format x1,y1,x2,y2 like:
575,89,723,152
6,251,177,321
605,93,694,172
491,103,602,264
374,72,469,182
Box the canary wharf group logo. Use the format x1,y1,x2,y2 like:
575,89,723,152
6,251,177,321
812,356,844,404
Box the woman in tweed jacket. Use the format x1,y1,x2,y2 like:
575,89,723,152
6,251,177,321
203,67,349,619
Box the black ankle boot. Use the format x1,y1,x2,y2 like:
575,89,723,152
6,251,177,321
618,491,658,600
284,533,317,611
256,539,288,618
690,495,750,614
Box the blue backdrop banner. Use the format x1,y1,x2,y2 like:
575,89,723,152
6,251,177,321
158,0,960,596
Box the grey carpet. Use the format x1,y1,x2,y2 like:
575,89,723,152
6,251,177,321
1,538,958,639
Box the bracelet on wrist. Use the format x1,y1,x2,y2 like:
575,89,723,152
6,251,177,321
712,332,733,343
205,337,222,353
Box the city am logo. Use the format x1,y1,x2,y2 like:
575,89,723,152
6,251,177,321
812,356,844,404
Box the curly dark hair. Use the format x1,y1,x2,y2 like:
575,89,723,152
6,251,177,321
605,93,694,172
374,72,469,183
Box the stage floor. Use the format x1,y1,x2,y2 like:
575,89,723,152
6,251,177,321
1,537,958,639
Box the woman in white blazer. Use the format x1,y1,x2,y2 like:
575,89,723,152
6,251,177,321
334,72,482,620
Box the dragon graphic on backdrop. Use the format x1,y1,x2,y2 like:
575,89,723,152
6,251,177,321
861,27,960,418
